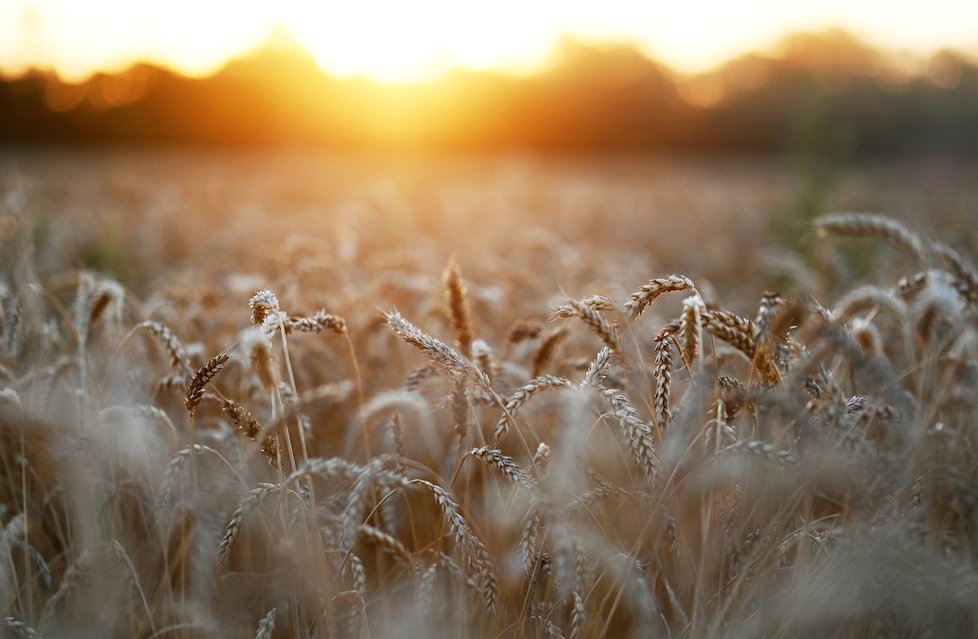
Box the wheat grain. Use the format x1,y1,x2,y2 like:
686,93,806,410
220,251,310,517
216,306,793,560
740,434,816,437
359,524,410,559
217,482,281,568
753,291,783,346
722,439,797,467
470,446,537,488
385,311,491,391
255,607,277,639
185,348,231,415
451,378,470,441
532,326,568,378
702,310,756,359
559,298,621,356
570,591,586,639
416,479,498,615
624,275,696,321
816,213,927,265
249,289,280,326
444,258,475,358
933,243,978,306
520,505,542,573
653,322,679,430
564,477,624,516
493,375,571,444
285,309,347,335
550,295,615,320
580,347,613,390
3,617,42,638
896,271,929,299
680,294,704,365
155,444,222,520
472,338,495,385
137,320,193,383
600,388,660,483
833,285,908,323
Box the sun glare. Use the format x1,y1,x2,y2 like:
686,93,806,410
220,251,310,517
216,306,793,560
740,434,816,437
279,1,559,83
1,0,977,82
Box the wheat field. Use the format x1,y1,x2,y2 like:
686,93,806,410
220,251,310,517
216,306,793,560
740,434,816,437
1,152,978,638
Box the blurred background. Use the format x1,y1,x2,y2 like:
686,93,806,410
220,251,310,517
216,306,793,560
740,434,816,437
1,1,977,156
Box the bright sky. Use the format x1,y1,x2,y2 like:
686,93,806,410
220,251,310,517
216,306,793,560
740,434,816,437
1,0,977,82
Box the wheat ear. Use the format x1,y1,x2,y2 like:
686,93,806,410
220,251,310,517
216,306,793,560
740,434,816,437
816,213,927,265
624,275,696,321
444,257,475,358
184,348,231,415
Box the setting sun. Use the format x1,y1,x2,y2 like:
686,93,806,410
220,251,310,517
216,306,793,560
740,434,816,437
279,1,559,83
1,0,977,82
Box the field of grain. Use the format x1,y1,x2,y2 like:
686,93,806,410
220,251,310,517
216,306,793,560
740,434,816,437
1,151,978,638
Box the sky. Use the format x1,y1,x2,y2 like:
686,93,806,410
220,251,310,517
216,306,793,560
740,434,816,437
1,0,977,83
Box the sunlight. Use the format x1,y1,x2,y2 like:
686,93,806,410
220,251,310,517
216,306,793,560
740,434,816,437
279,1,558,83
0,0,275,79
1,0,977,82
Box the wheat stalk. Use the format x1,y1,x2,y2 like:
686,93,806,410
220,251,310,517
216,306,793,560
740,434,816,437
415,479,498,616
